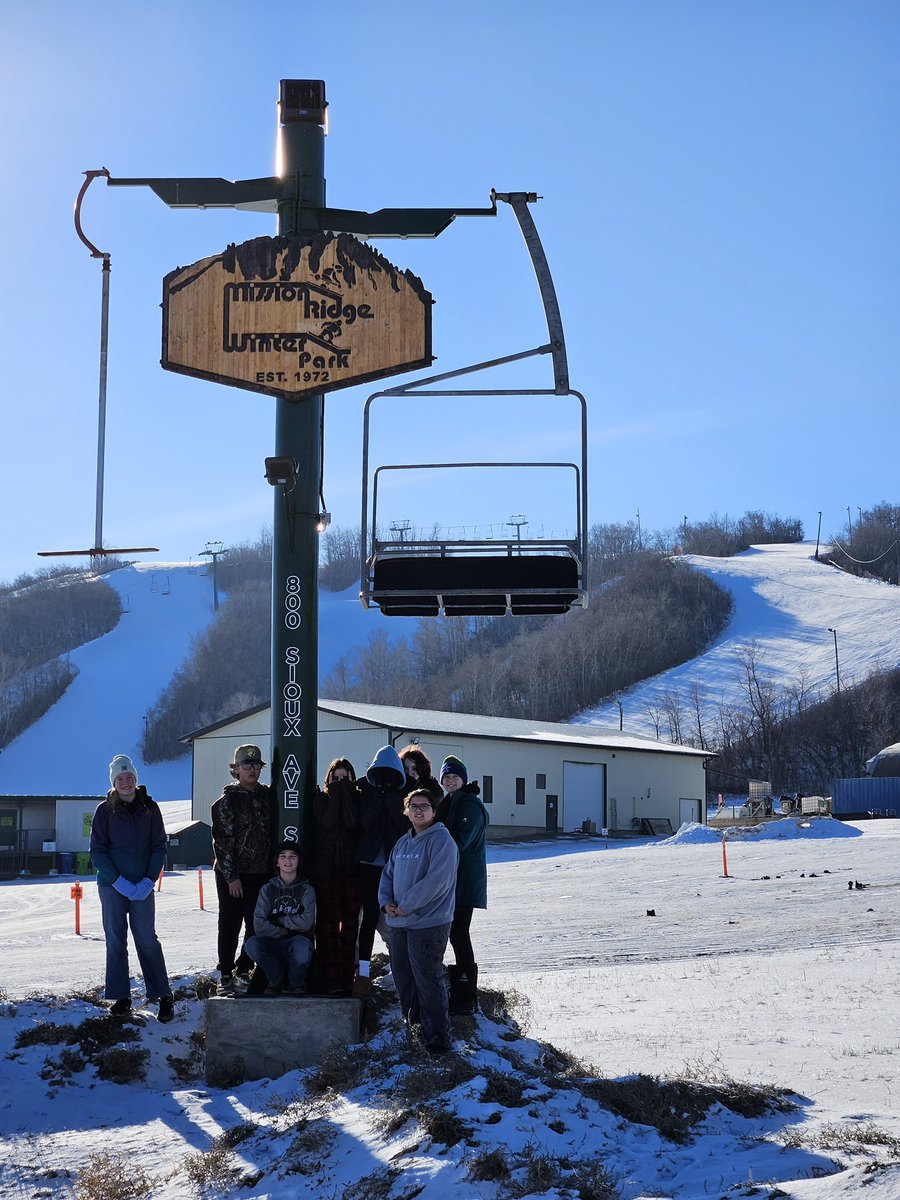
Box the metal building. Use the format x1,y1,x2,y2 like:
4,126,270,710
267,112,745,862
184,700,711,839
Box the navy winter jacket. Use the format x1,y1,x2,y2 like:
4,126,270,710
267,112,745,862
90,788,167,887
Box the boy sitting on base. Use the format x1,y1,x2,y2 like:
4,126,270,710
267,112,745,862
245,842,316,995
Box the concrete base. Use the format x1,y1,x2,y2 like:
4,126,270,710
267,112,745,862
205,996,363,1088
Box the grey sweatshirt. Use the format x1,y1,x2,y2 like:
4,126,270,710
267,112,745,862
252,874,317,940
378,822,459,930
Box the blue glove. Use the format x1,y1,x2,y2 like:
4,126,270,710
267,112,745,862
132,877,156,901
112,876,137,899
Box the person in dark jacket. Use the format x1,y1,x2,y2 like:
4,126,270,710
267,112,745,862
211,744,274,994
399,745,443,803
245,842,316,995
89,754,174,1022
354,744,409,997
379,789,459,1054
436,754,488,1014
310,757,361,995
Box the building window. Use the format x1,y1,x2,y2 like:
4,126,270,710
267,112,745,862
536,773,546,790
483,775,493,804
515,777,526,805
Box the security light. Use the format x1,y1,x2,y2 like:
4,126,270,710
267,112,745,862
264,456,298,488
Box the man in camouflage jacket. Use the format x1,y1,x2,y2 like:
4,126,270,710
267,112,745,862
211,744,274,990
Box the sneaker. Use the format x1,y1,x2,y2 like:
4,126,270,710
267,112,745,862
289,985,307,996
232,973,251,994
109,998,131,1016
217,974,235,996
157,996,175,1023
264,983,283,995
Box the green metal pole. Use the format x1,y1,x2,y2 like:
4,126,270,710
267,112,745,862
271,81,326,853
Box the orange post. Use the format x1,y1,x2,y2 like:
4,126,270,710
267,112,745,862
198,867,205,911
70,883,84,935
157,867,164,892
721,832,729,878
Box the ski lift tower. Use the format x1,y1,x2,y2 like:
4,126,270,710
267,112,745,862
101,80,506,851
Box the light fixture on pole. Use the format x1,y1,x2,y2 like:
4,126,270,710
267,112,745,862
199,541,227,611
615,698,623,731
507,513,528,555
827,627,841,693
264,457,298,489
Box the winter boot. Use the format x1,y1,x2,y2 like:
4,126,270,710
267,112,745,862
448,964,478,1016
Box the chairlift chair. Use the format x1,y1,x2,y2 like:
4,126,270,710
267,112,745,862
359,191,588,618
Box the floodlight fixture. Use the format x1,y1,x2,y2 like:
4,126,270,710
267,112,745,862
316,512,332,533
265,457,298,489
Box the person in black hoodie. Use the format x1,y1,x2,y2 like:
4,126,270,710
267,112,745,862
354,745,408,997
89,754,174,1022
310,758,361,995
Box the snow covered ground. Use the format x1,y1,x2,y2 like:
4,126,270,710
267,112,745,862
1,817,898,1198
575,542,900,738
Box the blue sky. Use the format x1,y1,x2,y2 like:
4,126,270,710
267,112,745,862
2,1,897,583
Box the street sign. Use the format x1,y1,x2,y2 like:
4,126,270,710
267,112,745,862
162,232,433,398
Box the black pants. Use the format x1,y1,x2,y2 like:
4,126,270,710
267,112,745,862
357,862,385,962
449,904,476,972
215,869,269,976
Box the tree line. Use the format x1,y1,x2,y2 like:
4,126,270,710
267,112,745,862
0,564,122,751
826,502,900,587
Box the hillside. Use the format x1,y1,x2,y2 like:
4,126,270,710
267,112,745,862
0,564,419,801
575,542,900,739
1,543,897,801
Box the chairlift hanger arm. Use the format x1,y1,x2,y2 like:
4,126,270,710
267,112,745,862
74,169,111,259
105,175,497,235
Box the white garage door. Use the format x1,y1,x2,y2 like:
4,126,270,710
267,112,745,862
563,762,606,832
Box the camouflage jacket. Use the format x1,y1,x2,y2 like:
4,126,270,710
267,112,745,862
211,783,273,882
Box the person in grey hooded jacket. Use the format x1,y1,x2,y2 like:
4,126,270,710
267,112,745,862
379,788,458,1053
354,744,408,995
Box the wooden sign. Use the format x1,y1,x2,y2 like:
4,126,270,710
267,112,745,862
162,233,433,398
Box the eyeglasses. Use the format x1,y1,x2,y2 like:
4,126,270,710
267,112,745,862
408,803,433,813
240,760,262,769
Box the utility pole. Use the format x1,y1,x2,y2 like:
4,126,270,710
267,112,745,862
827,627,841,693
815,510,822,561
199,541,227,612
270,81,326,855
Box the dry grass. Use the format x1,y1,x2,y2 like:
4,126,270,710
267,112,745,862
182,1144,240,1189
95,1047,149,1084
481,1067,530,1108
467,1146,511,1182
477,986,532,1033
75,1151,153,1200
341,1167,399,1199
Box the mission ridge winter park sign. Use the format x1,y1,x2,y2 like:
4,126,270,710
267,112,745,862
161,233,433,398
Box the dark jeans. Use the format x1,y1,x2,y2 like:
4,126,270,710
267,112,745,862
214,869,270,976
389,923,452,1049
244,934,313,990
357,862,385,961
98,884,171,1001
449,904,476,972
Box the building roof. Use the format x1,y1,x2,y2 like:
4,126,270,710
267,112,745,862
184,698,711,760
